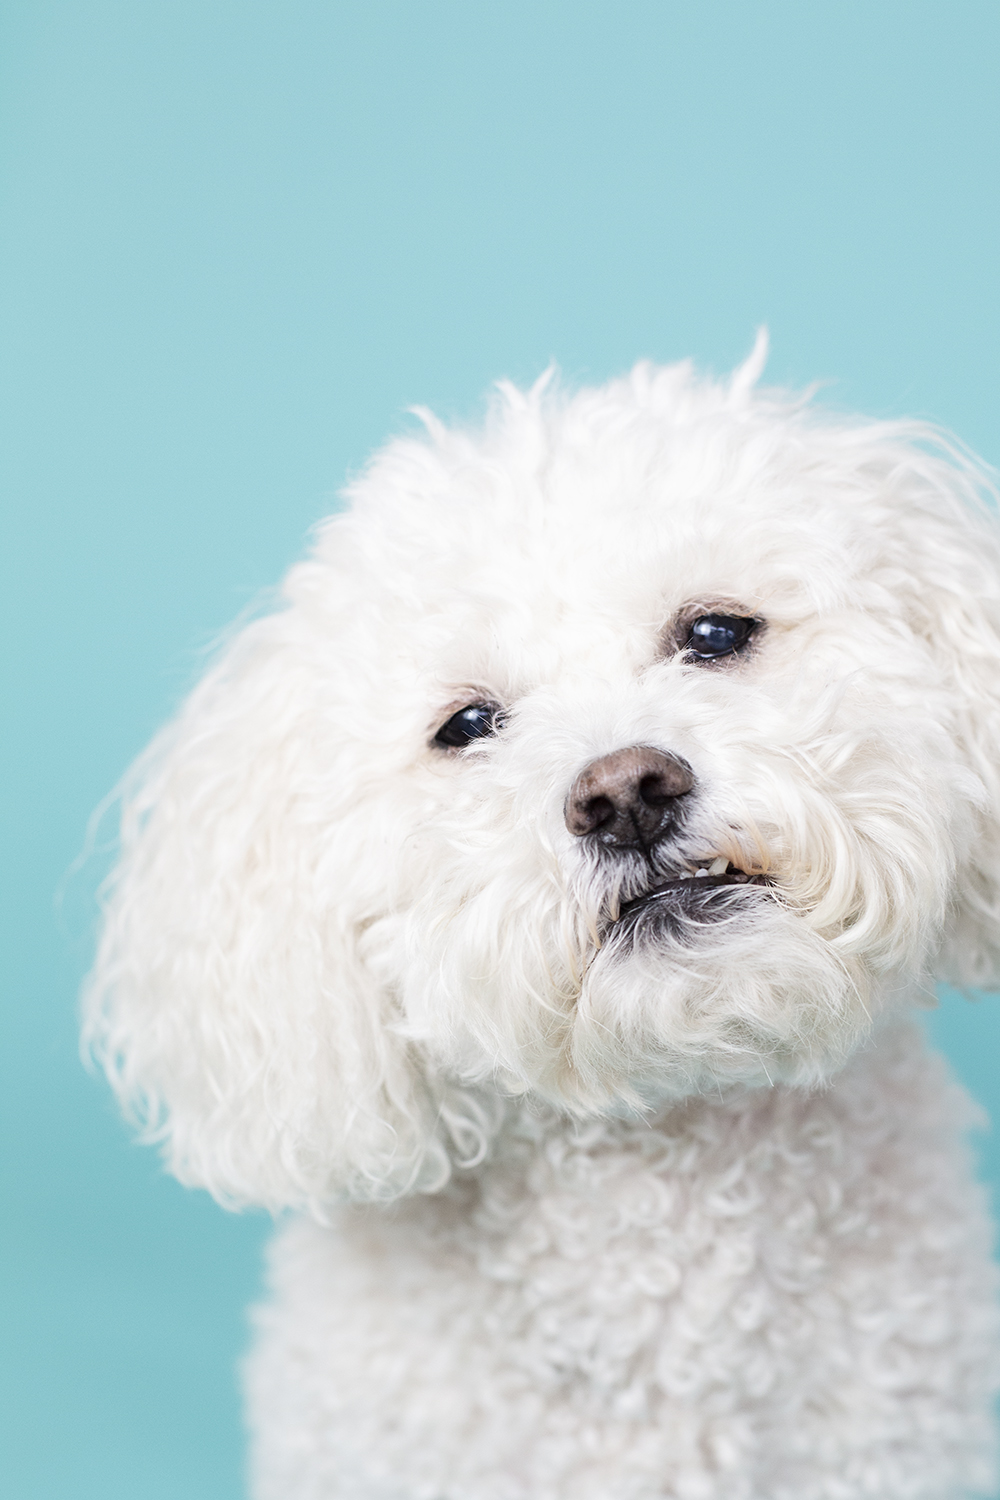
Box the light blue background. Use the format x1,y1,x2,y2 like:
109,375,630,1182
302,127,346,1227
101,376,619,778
3,3,1000,1496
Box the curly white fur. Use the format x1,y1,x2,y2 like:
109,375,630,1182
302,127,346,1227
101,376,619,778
85,340,1000,1497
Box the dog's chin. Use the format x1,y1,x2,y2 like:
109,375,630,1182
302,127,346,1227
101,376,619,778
567,880,875,1110
611,865,772,946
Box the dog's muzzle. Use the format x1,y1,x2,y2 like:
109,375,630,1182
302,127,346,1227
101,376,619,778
566,746,768,936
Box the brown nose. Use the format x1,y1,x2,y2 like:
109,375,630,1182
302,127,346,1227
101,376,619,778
565,746,695,848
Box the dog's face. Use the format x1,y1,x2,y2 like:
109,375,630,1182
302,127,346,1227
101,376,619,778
86,355,1000,1210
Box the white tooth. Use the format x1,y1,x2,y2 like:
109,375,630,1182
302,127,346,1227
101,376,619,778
694,867,709,877
708,856,728,876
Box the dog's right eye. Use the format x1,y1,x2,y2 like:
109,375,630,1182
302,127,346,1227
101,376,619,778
433,702,504,749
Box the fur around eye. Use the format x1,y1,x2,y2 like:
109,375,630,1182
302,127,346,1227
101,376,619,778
433,702,504,748
685,613,758,659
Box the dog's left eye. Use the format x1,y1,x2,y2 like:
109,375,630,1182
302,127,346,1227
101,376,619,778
685,614,757,659
433,702,504,749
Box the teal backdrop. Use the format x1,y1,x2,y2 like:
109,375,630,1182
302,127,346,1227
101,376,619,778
2,3,1000,1496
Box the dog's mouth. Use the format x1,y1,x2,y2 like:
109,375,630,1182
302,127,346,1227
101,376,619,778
616,857,770,924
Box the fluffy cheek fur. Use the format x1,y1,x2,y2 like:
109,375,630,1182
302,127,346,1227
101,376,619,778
384,662,974,1114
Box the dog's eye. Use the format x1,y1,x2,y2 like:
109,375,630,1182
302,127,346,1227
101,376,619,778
433,702,504,749
685,614,757,659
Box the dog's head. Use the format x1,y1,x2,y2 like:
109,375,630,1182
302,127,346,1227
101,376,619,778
85,347,1000,1212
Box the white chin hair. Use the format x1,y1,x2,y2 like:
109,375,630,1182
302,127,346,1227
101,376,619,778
399,880,876,1118
570,889,874,1108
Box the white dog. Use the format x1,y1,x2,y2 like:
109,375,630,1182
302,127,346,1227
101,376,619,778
86,339,1000,1499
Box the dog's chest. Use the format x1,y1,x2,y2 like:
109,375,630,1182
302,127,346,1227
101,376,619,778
248,1024,999,1500
362,1035,944,1410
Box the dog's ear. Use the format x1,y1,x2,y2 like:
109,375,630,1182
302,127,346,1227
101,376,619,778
82,608,451,1214
892,433,1000,990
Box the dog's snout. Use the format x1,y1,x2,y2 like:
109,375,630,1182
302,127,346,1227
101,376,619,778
565,746,695,848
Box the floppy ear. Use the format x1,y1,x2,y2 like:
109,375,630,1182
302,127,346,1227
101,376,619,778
888,431,1000,990
83,605,454,1214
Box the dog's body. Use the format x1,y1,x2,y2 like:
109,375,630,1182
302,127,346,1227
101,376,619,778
87,345,1000,1497
248,1026,997,1500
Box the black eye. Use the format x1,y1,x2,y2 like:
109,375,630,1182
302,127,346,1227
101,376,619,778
685,614,757,659
433,701,504,749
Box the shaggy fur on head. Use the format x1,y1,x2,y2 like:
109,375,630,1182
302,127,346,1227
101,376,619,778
86,341,1000,1498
